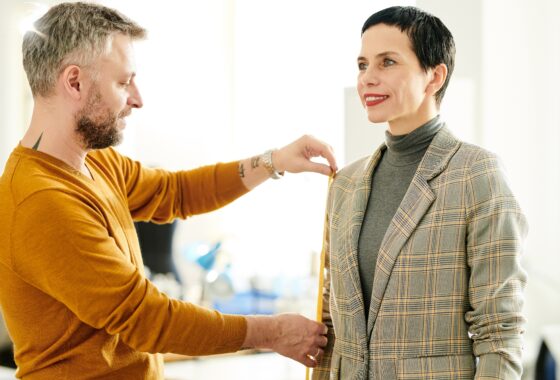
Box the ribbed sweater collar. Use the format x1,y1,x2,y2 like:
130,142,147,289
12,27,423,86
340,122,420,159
383,115,443,166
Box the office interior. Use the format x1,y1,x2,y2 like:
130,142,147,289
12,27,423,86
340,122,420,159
1,0,559,379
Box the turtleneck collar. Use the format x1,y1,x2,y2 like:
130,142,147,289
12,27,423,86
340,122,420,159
383,115,443,167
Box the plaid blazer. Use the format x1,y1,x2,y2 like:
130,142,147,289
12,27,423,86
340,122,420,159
313,127,528,380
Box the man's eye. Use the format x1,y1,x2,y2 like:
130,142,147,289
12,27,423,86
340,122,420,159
358,62,368,70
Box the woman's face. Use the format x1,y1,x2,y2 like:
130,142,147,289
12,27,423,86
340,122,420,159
357,24,439,135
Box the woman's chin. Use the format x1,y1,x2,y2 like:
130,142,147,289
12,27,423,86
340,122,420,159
366,113,388,124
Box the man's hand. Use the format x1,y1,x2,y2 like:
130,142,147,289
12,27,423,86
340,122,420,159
243,313,328,367
273,135,337,176
238,135,337,190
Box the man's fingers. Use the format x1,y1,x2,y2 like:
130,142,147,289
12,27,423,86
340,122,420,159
303,161,333,176
305,143,338,173
316,335,328,348
314,322,328,335
271,314,329,367
302,353,318,368
301,346,324,367
319,145,338,173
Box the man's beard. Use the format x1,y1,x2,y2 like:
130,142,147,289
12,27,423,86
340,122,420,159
75,88,127,150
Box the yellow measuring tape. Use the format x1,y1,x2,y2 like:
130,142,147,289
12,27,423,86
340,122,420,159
305,174,334,380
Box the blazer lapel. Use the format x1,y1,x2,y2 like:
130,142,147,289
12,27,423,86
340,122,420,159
341,143,385,342
366,126,462,335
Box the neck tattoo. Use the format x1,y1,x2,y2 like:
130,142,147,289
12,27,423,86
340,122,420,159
32,132,44,150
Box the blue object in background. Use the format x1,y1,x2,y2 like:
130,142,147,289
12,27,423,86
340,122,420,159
205,264,234,299
182,241,221,271
536,341,557,380
195,242,221,271
213,289,278,315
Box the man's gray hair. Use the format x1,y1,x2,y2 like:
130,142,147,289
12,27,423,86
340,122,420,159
22,2,146,97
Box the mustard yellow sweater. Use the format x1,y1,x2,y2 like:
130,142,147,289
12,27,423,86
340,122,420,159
0,145,249,379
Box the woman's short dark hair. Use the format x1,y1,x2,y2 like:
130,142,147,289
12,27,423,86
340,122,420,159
362,6,455,106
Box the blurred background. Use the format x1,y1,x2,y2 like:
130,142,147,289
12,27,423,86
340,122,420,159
1,0,559,379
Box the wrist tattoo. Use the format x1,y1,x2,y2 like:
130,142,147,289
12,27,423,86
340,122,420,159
238,162,245,178
251,156,261,169
32,132,44,150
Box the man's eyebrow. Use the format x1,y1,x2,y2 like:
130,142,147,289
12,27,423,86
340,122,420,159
122,72,136,80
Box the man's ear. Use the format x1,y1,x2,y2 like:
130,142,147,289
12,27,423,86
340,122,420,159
60,65,83,100
426,63,448,97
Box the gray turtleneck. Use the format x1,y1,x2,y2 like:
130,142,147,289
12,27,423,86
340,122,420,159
358,116,443,319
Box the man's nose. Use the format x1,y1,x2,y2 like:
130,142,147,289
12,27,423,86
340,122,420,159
128,83,143,109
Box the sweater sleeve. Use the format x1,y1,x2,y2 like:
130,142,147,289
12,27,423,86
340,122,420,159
464,152,528,380
11,189,247,356
93,148,249,223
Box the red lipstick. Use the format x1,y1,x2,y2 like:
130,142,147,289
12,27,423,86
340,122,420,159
364,93,389,106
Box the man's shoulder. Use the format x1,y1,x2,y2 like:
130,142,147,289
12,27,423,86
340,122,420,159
87,147,135,179
13,175,74,210
2,151,89,209
87,147,124,168
2,156,56,206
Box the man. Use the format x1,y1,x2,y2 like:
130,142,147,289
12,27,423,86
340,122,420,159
0,2,336,379
313,6,527,380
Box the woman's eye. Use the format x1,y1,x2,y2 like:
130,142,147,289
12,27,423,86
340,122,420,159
383,58,396,67
358,62,368,70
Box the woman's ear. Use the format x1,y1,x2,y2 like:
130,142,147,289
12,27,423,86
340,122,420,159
426,63,448,97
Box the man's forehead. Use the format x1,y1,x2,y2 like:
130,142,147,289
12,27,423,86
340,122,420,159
98,34,136,71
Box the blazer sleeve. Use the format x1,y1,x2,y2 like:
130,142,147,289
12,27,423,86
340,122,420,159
464,152,528,380
312,211,336,379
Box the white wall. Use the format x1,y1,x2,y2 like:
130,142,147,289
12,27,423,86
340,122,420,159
0,1,34,171
417,0,560,371
481,0,560,367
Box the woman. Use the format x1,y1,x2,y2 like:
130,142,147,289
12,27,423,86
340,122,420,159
313,6,527,380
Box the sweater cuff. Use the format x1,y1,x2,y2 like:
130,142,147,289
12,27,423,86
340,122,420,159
214,313,248,353
215,161,250,206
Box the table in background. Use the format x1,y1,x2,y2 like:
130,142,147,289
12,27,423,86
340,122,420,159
164,351,305,380
0,366,15,380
